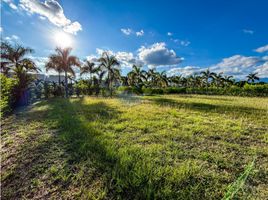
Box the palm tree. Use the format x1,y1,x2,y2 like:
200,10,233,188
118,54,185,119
223,75,234,86
45,58,63,85
127,65,146,88
46,47,80,98
1,42,38,75
169,75,181,87
155,71,169,88
212,72,224,87
98,52,120,96
95,70,106,96
180,77,188,87
1,42,39,105
247,72,259,83
145,68,157,86
201,69,216,91
120,76,128,86
80,60,98,81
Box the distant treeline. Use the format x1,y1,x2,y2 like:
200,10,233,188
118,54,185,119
1,41,267,116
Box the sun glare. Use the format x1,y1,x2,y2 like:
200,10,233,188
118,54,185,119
54,31,73,48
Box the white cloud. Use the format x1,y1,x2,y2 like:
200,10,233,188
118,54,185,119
121,28,132,35
172,38,191,47
167,55,268,79
121,28,145,37
87,48,141,68
136,30,144,37
4,35,20,41
0,27,3,32
167,66,202,77
167,32,173,36
3,0,18,10
10,2,18,10
180,40,191,47
39,16,46,20
254,62,268,78
262,56,268,61
63,22,82,35
209,55,262,79
212,55,260,69
255,44,268,53
87,42,183,69
243,29,254,35
19,0,82,35
138,42,183,67
26,56,48,73
115,51,141,66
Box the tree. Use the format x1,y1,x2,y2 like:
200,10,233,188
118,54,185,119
212,72,224,87
95,70,106,96
247,72,259,83
46,47,80,98
169,75,181,87
98,52,120,96
145,68,157,87
80,60,98,81
155,71,169,88
45,57,63,85
201,69,217,92
223,75,234,86
80,61,102,95
1,41,39,105
127,65,146,88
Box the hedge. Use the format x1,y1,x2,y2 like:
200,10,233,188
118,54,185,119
0,74,18,116
117,84,268,97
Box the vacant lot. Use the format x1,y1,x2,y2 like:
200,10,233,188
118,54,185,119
1,95,268,199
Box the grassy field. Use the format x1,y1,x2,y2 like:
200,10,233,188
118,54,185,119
1,95,268,199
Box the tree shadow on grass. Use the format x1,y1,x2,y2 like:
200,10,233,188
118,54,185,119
147,97,267,117
1,97,230,200
1,98,122,199
181,95,235,102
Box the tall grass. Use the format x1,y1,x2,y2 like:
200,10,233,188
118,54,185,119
222,157,256,200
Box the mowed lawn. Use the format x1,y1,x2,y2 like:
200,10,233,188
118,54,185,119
1,95,268,199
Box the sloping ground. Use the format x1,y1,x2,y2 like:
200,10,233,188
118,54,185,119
1,95,268,199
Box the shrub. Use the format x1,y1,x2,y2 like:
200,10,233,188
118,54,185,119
142,87,164,95
164,87,186,94
0,74,18,116
118,86,142,95
75,80,89,95
184,85,268,96
243,84,268,96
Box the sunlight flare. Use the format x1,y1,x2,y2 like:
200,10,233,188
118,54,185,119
54,31,73,48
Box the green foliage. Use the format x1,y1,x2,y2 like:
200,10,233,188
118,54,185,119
118,86,142,95
0,74,18,116
75,80,90,95
164,87,186,94
186,84,268,96
142,87,164,95
223,158,256,200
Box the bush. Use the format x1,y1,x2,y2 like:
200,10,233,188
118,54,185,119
118,86,142,95
0,74,18,116
142,87,164,95
75,80,89,95
164,87,186,94
243,84,268,96
185,84,268,96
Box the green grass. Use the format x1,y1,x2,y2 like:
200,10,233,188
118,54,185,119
1,95,268,199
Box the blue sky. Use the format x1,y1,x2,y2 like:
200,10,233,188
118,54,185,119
1,0,268,80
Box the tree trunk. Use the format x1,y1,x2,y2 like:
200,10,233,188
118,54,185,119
109,74,112,97
65,71,68,98
58,72,61,85
110,81,112,97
